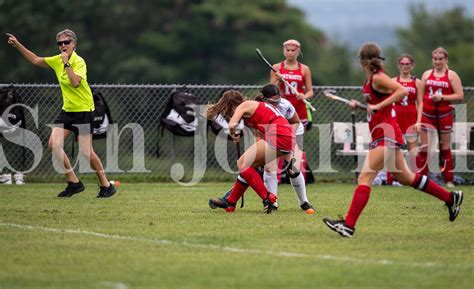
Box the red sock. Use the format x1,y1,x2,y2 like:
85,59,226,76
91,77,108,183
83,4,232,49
386,172,394,185
441,149,454,182
227,176,249,204
345,185,371,228
411,173,451,203
239,167,268,200
416,151,428,175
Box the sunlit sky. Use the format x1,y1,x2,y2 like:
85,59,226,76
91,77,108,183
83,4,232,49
288,0,473,47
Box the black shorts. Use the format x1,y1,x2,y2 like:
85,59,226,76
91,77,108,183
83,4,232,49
53,110,94,135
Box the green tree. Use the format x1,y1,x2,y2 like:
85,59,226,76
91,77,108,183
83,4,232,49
0,0,353,85
386,4,474,85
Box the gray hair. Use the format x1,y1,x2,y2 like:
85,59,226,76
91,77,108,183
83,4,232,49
56,29,77,43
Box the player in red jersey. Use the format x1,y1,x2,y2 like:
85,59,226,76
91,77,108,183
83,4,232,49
383,54,422,184
323,43,463,237
270,39,313,126
209,85,315,214
207,90,297,214
270,39,314,192
416,47,464,188
392,54,422,155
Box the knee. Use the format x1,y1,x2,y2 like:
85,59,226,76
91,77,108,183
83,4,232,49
79,147,98,159
441,142,451,151
236,159,245,172
48,139,62,152
397,173,414,186
357,173,373,186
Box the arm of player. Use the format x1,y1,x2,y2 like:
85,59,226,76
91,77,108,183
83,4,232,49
299,64,314,100
444,71,464,102
414,78,424,132
369,73,407,113
228,102,254,142
61,52,82,88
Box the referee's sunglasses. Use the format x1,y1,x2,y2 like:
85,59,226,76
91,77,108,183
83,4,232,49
57,40,72,46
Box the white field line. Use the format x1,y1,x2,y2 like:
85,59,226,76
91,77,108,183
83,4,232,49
1,222,439,268
99,281,128,289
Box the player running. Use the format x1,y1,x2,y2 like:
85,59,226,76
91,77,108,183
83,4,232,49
323,43,463,237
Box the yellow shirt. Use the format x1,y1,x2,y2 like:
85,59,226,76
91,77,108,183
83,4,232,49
44,51,94,112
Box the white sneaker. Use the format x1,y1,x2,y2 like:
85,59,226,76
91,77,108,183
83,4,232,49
446,181,455,188
0,174,12,185
392,181,403,187
14,173,25,185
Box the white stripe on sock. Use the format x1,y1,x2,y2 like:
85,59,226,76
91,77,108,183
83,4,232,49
418,175,428,190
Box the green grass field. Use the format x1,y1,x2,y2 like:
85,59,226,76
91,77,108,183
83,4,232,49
0,182,472,289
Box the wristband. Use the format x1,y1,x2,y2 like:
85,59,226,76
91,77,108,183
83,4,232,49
64,62,71,69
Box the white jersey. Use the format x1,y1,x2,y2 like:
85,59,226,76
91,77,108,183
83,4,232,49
214,114,244,135
275,98,305,136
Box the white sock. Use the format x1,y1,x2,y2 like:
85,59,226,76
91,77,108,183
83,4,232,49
289,173,308,205
263,171,278,196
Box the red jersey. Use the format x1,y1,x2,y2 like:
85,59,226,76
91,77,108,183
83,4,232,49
394,76,417,135
278,62,308,124
362,71,404,146
244,102,294,152
423,69,453,115
394,76,417,112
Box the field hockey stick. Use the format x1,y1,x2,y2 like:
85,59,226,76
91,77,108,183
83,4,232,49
322,89,368,110
255,48,316,112
232,131,245,208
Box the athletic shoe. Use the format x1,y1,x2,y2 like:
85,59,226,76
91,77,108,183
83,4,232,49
14,173,24,185
392,181,402,187
262,193,277,214
57,181,85,197
322,218,355,238
209,188,232,209
300,202,315,214
446,181,455,188
0,174,12,185
208,198,235,212
446,191,463,222
97,183,117,198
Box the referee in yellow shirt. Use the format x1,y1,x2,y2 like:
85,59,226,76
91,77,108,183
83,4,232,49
6,29,116,198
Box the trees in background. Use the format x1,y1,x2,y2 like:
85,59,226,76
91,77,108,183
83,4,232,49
0,0,352,85
0,1,472,85
386,5,474,85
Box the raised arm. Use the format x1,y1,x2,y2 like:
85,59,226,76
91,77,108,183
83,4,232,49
6,33,48,68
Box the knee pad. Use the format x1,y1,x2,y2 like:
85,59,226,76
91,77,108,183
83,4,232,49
285,158,300,178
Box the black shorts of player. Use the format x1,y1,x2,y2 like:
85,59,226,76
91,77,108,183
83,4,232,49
53,110,94,135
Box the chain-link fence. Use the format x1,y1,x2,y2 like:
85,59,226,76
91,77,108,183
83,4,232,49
1,84,473,183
